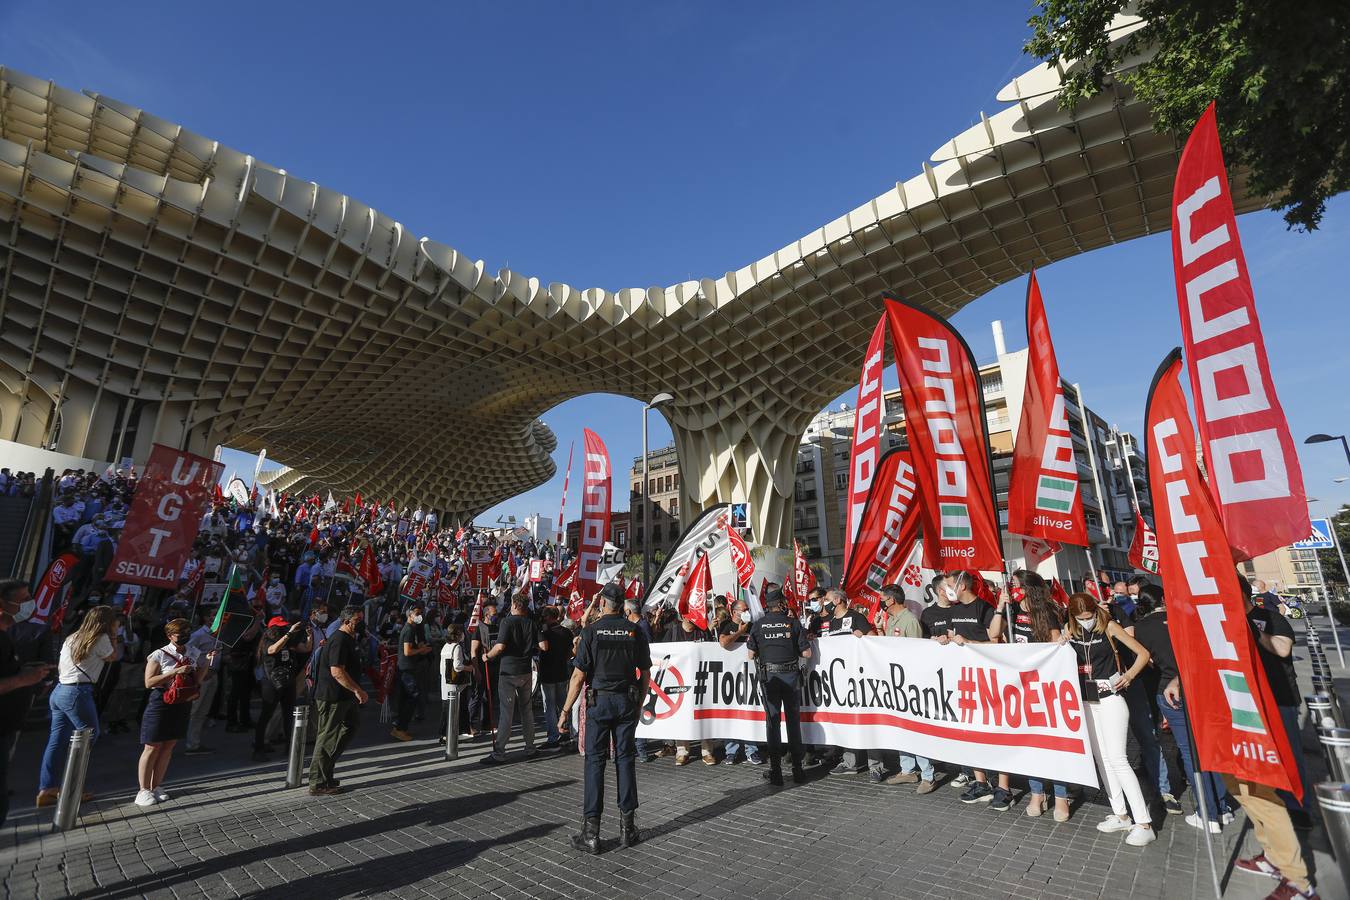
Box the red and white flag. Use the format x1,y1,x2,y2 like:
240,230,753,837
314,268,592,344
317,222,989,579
677,551,712,630
843,317,888,573
1147,349,1298,796
29,552,77,627
1128,508,1161,575
556,440,574,544
467,591,485,630
1049,577,1070,609
1008,273,1088,547
1171,103,1308,560
723,514,755,588
1021,537,1060,570
840,448,921,623
784,540,816,614
883,297,1003,572
624,578,644,600
359,544,384,595
577,429,612,595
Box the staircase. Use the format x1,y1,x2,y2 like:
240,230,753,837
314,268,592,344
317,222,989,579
0,495,34,578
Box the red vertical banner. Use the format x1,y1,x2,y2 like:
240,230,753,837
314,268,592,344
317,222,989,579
841,449,921,618
843,317,888,572
677,551,711,630
1146,350,1298,797
1171,103,1308,560
105,444,224,588
577,428,612,595
883,297,1003,572
1007,273,1088,547
29,552,78,626
723,513,755,588
556,440,574,544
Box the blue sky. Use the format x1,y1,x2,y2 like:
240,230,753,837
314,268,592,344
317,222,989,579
4,1,1346,526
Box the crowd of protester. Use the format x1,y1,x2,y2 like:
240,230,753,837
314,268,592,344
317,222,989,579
0,464,1321,899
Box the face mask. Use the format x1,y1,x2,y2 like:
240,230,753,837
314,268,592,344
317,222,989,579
738,611,751,624
809,601,821,613
12,599,35,623
942,585,958,602
1075,617,1097,631
313,613,328,624
410,614,423,625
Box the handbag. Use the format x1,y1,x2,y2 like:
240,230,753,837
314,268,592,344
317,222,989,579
445,648,468,686
161,649,200,705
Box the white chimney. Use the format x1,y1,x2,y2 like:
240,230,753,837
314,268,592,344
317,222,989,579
991,319,1007,356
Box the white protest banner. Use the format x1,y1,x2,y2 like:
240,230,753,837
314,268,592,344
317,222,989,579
227,477,250,506
636,637,1097,787
597,542,625,585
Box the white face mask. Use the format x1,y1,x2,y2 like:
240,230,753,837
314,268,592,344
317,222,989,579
313,613,328,625
1076,617,1097,631
13,599,35,623
738,611,751,624
942,585,958,602
410,614,423,625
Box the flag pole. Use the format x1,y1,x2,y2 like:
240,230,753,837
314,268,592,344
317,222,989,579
1179,694,1224,900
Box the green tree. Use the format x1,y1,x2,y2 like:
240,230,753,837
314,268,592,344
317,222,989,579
1025,1,1349,230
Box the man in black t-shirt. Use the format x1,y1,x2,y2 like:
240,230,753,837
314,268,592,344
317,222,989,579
482,597,546,763
1242,579,1309,819
391,602,434,741
537,606,574,749
309,606,368,795
718,598,763,765
819,589,872,776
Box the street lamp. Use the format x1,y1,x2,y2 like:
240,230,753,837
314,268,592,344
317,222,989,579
642,392,675,591
1305,433,1350,466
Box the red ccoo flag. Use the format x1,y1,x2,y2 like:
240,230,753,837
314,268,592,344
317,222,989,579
1146,349,1298,797
1128,508,1161,575
1008,273,1088,548
883,297,1003,572
843,317,888,573
1049,577,1070,609
577,429,612,595
1171,103,1308,560
359,544,384,595
677,552,712,630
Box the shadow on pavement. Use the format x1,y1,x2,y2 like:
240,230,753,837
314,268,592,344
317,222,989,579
70,779,575,900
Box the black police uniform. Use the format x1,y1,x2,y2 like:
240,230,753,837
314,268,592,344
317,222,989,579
747,609,807,780
572,612,652,839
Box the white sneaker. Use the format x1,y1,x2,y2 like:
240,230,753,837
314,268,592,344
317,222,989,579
1221,811,1236,826
1096,814,1133,833
1185,812,1222,834
133,789,158,808
1125,825,1156,847
950,772,972,788
153,789,170,802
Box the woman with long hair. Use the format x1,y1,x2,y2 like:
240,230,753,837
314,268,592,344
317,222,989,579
1004,571,1071,821
1063,592,1155,846
254,616,309,762
36,606,119,806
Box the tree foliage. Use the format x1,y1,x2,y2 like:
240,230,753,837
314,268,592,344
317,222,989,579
1026,1,1348,230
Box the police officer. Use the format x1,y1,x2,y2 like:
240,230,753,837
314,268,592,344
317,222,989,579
558,583,652,854
747,586,811,786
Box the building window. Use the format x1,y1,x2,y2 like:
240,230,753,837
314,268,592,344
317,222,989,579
668,498,678,516
664,474,673,493
834,472,848,491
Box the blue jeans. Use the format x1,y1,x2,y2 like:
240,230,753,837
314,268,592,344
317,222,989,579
897,752,934,781
39,683,99,791
540,681,567,744
1156,693,1230,822
724,740,762,761
1278,704,1310,812
1026,778,1068,798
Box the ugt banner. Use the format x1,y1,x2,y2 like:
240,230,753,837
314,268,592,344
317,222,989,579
105,444,223,589
29,552,78,626
1146,350,1298,797
636,637,1097,787
1171,103,1307,560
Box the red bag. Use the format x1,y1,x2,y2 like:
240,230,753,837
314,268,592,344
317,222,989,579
160,649,200,705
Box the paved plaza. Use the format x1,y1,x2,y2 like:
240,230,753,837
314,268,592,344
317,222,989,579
1,621,1345,900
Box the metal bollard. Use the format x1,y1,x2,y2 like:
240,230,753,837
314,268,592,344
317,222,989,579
445,692,460,761
1316,783,1350,889
52,727,95,832
1320,728,1350,782
1309,694,1343,730
286,706,310,788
